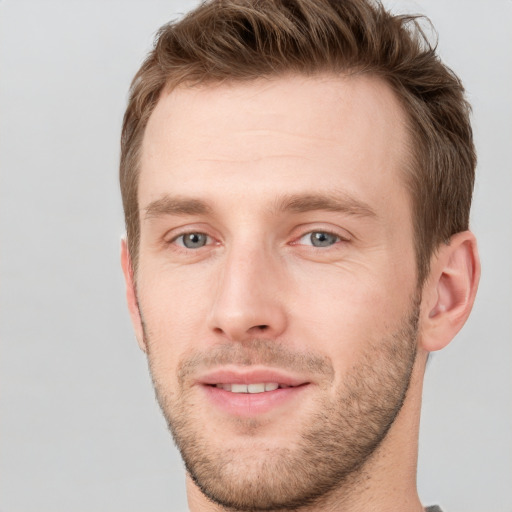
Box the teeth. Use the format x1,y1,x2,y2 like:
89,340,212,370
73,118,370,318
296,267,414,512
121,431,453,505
248,383,265,393
231,384,248,393
215,383,281,393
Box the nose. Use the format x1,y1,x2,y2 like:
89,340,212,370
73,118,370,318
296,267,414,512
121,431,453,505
207,244,288,342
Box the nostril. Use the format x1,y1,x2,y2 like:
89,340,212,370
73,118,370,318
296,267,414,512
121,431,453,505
257,325,268,330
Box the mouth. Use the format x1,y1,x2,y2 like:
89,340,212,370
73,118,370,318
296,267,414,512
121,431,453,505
198,369,311,417
211,382,296,393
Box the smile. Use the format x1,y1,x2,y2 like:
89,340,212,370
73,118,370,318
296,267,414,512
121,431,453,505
213,383,293,393
199,370,310,417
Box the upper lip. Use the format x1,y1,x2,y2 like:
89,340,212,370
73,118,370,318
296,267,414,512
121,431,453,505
197,367,310,387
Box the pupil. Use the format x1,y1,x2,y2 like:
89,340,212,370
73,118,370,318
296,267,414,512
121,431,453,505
311,232,336,247
184,233,206,248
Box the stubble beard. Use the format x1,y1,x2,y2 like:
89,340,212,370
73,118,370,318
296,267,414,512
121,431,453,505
144,304,419,512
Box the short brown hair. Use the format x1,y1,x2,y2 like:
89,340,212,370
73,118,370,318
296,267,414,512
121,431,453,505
120,0,475,284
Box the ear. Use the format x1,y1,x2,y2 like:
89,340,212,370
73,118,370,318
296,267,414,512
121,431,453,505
419,231,480,352
120,238,147,352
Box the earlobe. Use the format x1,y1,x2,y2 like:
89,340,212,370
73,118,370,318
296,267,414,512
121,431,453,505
120,238,147,353
419,231,480,352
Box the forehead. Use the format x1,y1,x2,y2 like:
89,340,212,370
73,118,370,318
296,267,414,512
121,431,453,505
140,74,411,216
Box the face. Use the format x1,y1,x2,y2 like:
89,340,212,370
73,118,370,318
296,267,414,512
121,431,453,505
131,75,420,510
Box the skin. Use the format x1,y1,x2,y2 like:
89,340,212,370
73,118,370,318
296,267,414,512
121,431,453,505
121,74,480,511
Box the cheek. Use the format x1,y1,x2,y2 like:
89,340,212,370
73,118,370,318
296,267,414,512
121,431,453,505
138,255,211,320
136,265,213,372
286,261,416,368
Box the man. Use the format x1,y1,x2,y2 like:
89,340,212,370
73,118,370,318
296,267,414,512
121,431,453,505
119,0,480,510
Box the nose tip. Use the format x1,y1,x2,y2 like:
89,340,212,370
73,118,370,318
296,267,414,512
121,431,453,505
210,308,284,342
207,252,287,342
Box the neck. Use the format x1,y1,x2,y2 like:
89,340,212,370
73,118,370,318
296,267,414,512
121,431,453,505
186,352,428,512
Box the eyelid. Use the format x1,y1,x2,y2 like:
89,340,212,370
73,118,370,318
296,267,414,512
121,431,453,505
298,231,339,245
163,225,220,250
290,225,352,246
163,222,213,240
172,232,212,248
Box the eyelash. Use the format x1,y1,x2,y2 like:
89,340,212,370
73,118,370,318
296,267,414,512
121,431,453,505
168,229,348,251
171,232,214,249
294,230,346,248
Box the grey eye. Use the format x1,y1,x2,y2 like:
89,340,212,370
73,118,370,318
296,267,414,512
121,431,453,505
179,233,209,249
309,231,339,247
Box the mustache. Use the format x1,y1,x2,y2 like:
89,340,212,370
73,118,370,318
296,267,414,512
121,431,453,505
175,339,335,385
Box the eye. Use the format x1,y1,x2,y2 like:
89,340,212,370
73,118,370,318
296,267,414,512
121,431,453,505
174,232,210,249
298,231,341,248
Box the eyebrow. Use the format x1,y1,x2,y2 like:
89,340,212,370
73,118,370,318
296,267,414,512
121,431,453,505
143,191,376,219
272,192,377,218
144,196,212,219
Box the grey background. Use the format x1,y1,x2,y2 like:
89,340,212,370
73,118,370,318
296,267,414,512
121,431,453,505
0,1,510,511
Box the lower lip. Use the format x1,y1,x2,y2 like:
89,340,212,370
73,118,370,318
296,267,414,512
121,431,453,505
201,384,309,417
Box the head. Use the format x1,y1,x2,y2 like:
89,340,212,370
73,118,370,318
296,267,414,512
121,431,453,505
119,1,479,510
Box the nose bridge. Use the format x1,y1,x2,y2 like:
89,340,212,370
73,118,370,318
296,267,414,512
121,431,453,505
208,237,287,341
